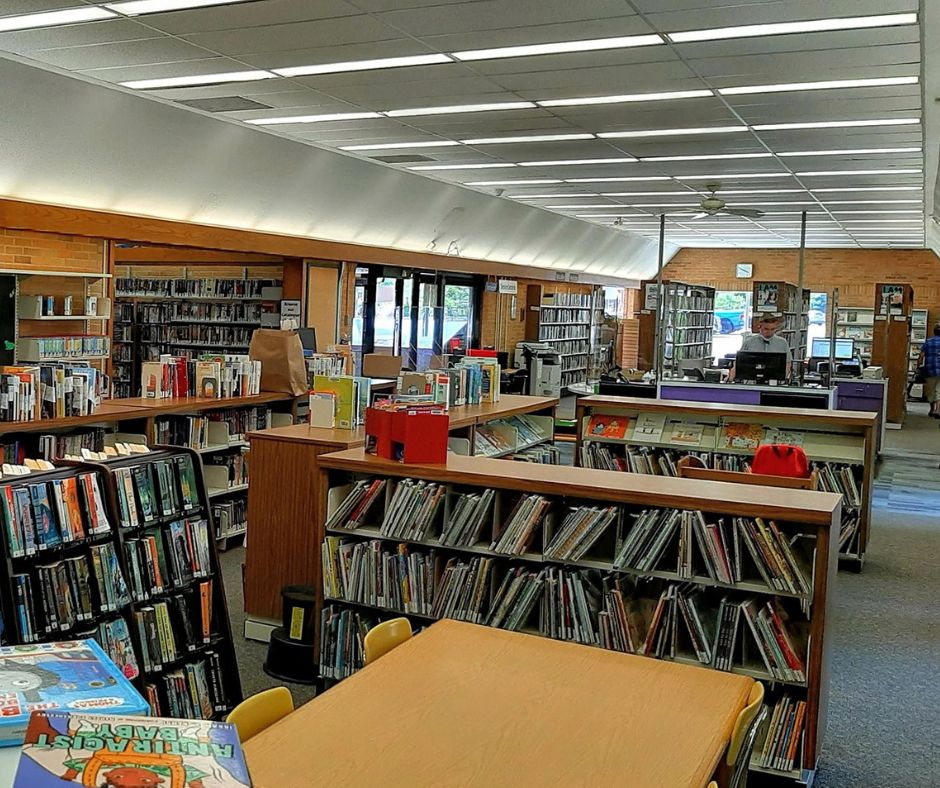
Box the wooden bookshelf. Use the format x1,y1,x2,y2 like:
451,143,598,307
870,283,915,424
243,395,557,635
315,448,839,785
574,395,877,571
524,286,597,390
636,280,716,374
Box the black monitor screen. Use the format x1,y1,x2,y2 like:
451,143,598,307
735,350,788,383
297,328,317,352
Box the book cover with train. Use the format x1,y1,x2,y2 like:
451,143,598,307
14,711,251,788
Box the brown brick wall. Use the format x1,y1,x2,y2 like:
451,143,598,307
0,228,105,273
663,247,940,326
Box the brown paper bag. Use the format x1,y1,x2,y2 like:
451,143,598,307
248,329,307,396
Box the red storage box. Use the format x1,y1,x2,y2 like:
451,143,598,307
365,405,449,464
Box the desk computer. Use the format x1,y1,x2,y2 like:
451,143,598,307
735,350,788,385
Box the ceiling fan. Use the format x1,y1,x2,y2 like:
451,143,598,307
681,183,765,220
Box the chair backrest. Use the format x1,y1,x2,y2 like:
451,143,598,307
226,686,294,743
364,617,413,665
504,369,529,395
362,353,403,379
729,705,768,788
727,681,765,768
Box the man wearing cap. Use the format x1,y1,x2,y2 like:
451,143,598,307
730,312,792,381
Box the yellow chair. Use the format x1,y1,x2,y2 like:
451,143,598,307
726,681,767,788
364,617,413,665
226,686,294,742
707,783,718,788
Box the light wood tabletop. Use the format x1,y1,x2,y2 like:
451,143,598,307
243,620,753,788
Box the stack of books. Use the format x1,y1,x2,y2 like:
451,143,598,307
319,604,374,680
758,695,807,773
430,556,494,623
1,363,104,422
379,479,445,541
490,494,550,555
140,354,262,399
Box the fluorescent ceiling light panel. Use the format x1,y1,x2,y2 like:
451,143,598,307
537,89,712,107
600,191,698,196
753,118,919,131
832,210,923,214
0,6,115,31
387,101,536,117
543,205,627,209
703,189,807,194
506,194,576,198
452,34,663,61
245,112,382,125
839,219,922,224
667,13,917,43
106,0,251,12
779,147,922,157
565,176,672,183
825,200,922,204
575,214,645,218
678,173,794,180
274,54,451,77
461,133,595,144
640,153,772,162
122,70,275,89
518,158,636,166
465,179,562,185
797,169,922,176
409,163,516,170
340,141,460,151
718,76,918,95
813,186,922,192
599,126,747,139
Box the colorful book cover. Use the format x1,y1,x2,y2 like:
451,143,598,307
61,477,87,541
313,375,356,429
14,487,38,555
29,483,61,549
669,422,706,446
175,455,201,510
2,484,25,557
0,640,148,748
630,413,667,443
721,422,765,450
14,711,251,788
586,414,628,439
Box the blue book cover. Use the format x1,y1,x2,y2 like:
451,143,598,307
0,640,148,747
28,483,61,549
14,710,251,787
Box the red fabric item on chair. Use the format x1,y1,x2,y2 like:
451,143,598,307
751,444,811,478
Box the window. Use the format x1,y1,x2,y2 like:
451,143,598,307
806,292,828,359
603,286,625,319
712,290,753,361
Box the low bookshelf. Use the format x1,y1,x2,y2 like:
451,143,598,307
574,395,877,571
314,449,840,786
0,446,242,719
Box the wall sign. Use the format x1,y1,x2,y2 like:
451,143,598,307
498,279,518,294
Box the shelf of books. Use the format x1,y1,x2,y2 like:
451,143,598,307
449,413,557,463
0,446,242,720
836,306,927,379
113,275,281,397
753,282,810,367
532,290,595,390
315,448,839,785
574,396,877,571
635,280,716,374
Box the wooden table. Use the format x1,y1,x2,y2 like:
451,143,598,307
244,620,753,788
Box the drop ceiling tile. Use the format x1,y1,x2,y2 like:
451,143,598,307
181,15,399,55
141,0,363,35
306,75,506,105
77,56,254,83
0,20,154,53
238,39,443,70
27,37,215,71
470,50,684,81
0,0,79,12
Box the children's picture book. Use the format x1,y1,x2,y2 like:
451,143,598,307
586,414,628,440
313,375,356,429
0,640,148,747
14,711,252,788
669,422,706,446
630,413,667,443
721,422,765,450
763,428,805,447
308,391,336,428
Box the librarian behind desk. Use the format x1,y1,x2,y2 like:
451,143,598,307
242,619,753,788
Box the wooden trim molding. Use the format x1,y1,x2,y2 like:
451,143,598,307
0,197,635,286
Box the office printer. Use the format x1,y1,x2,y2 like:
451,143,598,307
514,342,562,398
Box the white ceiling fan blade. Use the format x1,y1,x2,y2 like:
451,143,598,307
687,212,709,220
723,207,765,218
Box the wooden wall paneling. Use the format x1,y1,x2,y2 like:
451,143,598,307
305,262,340,347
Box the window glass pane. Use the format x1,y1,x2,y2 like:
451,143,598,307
806,292,828,359
443,284,473,354
373,276,397,354
712,291,752,361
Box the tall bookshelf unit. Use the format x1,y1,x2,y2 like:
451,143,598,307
524,286,594,390
752,281,809,366
315,449,839,785
112,274,282,398
869,283,914,424
835,305,926,377
636,280,716,375
574,395,877,571
0,447,243,719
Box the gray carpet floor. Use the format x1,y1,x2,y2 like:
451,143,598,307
219,402,940,786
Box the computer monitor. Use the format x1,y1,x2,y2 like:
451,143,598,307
735,351,788,384
297,327,317,352
810,337,854,360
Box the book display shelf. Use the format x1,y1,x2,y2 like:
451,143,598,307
574,396,877,572
0,446,243,720
450,412,557,462
112,274,282,398
753,282,810,366
315,448,839,786
869,283,915,424
635,280,716,374
0,269,112,367
242,395,557,639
